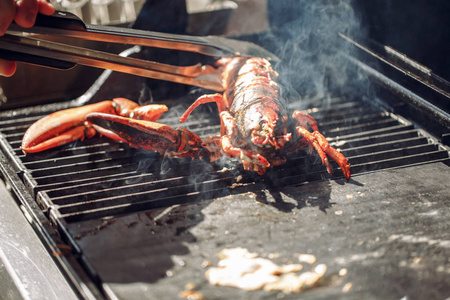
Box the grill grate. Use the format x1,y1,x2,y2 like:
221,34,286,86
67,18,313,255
0,95,449,225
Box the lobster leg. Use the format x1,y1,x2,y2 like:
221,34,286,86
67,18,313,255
180,94,228,122
180,93,270,172
293,111,320,132
314,131,351,180
291,111,351,180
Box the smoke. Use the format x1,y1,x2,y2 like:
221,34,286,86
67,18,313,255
261,0,369,108
130,1,371,187
137,83,154,105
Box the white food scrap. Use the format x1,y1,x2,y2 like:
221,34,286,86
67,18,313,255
206,248,280,291
264,264,327,293
205,248,340,294
179,290,204,300
342,282,353,293
339,268,348,276
298,254,317,264
179,283,204,299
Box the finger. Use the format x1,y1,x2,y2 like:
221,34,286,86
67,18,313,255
0,0,16,35
37,0,55,15
0,59,17,77
14,0,39,28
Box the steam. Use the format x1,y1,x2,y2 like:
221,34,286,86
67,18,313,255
262,0,369,108
137,83,154,106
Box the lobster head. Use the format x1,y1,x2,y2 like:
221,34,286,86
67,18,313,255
240,103,291,150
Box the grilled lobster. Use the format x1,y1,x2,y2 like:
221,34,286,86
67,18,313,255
21,57,350,180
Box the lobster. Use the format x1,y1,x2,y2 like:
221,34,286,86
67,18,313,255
21,57,351,180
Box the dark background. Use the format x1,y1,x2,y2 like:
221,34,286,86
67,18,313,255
351,1,450,80
267,0,450,80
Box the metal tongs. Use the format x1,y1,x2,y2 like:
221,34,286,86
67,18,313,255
0,11,278,92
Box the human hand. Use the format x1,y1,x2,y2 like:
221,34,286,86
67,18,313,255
0,0,55,76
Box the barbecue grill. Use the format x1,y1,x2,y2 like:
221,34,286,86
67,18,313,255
1,1,449,299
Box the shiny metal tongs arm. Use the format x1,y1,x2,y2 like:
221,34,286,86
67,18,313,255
0,33,225,91
1,11,279,92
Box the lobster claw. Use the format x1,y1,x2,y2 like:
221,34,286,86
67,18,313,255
21,101,116,154
86,113,210,159
20,98,168,154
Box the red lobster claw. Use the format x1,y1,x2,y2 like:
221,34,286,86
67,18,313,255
85,113,210,159
20,98,168,154
21,101,116,154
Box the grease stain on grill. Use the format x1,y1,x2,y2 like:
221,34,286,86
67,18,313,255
73,219,116,239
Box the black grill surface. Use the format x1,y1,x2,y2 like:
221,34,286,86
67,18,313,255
0,92,449,299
